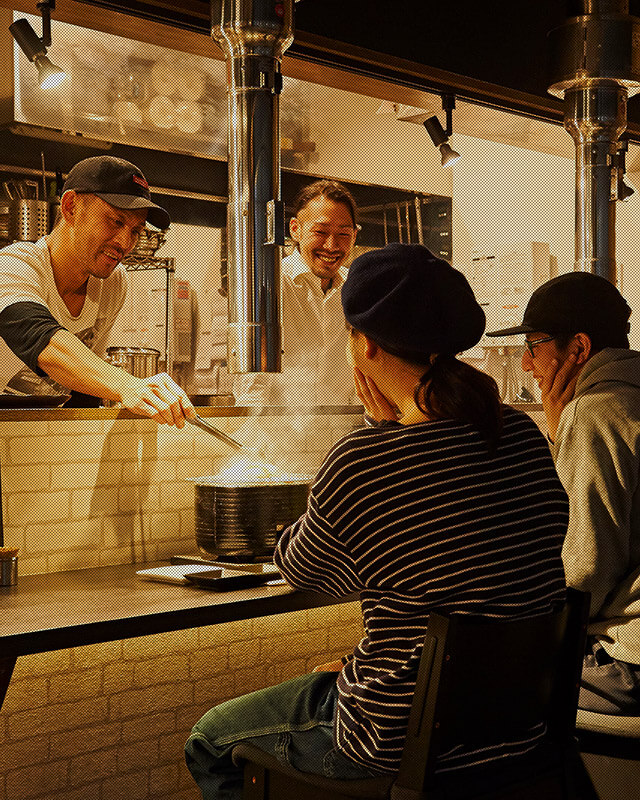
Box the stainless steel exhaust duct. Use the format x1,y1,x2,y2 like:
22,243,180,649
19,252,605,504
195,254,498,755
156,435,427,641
548,0,640,282
211,0,294,373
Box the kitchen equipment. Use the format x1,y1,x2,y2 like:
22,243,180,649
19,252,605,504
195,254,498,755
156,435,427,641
23,179,40,199
193,475,312,561
548,1,640,282
188,414,245,452
188,415,268,462
9,199,49,242
212,0,294,373
105,260,176,375
0,549,18,587
41,151,47,201
103,347,160,407
2,181,17,201
105,346,160,378
0,202,10,246
130,227,166,257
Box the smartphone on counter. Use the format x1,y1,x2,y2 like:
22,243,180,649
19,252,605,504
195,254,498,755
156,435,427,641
184,569,285,591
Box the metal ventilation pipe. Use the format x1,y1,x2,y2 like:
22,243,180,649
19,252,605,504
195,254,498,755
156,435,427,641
211,0,294,373
548,0,640,282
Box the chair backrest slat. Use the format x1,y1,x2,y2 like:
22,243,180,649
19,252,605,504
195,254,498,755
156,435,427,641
396,589,590,793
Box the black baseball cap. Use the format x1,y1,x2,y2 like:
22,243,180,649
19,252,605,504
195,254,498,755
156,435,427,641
341,243,485,361
486,272,631,339
62,156,170,230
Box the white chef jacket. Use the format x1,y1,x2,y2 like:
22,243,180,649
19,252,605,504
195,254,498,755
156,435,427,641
233,249,356,406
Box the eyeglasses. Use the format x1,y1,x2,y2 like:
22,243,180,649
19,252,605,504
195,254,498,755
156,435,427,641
524,336,555,357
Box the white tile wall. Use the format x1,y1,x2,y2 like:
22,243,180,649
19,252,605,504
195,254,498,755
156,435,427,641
0,412,361,576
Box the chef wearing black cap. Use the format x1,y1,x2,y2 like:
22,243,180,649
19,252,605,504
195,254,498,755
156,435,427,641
0,155,194,426
185,244,568,800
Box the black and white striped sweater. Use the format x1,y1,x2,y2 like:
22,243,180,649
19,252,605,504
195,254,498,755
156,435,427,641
274,406,568,773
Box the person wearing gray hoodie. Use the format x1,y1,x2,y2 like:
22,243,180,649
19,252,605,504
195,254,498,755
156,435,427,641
487,272,640,714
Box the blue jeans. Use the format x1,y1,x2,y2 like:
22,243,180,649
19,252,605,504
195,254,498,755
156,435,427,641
184,671,381,800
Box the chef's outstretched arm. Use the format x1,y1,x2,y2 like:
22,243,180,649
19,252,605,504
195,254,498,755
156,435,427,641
39,329,195,426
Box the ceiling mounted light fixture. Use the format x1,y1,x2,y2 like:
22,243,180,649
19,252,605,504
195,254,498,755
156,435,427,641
9,0,66,90
423,94,461,167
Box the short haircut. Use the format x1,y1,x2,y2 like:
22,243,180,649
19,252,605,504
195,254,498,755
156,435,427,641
292,179,358,227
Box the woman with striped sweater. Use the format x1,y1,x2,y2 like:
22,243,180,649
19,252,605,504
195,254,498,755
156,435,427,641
185,243,568,800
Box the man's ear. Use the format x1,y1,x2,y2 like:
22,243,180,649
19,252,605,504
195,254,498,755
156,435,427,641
59,190,78,223
289,216,300,243
572,332,592,364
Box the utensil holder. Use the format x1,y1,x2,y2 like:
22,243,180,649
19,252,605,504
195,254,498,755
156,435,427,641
0,557,18,587
9,199,49,242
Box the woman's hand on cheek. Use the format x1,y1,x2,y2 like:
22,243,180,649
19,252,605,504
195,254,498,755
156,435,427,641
354,367,398,422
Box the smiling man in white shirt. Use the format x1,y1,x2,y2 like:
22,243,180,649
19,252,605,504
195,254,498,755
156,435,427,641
234,179,359,407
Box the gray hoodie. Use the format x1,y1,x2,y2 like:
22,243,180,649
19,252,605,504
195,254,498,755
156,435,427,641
554,348,640,664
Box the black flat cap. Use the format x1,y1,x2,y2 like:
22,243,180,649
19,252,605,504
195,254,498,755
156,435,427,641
341,243,485,361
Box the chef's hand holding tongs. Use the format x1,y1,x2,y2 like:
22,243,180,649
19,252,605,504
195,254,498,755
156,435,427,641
116,370,197,428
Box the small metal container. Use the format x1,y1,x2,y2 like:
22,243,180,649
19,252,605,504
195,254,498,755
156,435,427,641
9,199,49,242
106,347,160,378
0,557,18,587
103,347,161,407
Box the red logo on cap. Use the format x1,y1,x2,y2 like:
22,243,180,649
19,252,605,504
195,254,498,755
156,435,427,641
132,174,149,190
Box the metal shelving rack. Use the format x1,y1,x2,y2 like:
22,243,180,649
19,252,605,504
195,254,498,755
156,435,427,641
119,255,176,377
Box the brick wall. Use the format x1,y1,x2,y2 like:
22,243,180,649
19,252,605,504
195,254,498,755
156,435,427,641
0,602,364,800
0,411,360,576
0,410,363,799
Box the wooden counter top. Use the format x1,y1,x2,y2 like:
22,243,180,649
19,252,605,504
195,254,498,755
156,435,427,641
0,404,541,423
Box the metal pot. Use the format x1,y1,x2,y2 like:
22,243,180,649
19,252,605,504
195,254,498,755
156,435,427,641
106,346,160,378
193,475,312,561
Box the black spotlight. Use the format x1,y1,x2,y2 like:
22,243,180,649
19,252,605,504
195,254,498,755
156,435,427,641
9,0,66,89
423,94,461,167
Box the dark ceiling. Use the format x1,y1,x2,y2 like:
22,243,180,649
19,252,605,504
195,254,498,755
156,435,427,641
294,0,571,98
81,0,640,132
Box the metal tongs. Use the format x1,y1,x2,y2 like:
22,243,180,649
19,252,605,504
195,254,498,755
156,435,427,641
187,414,269,462
188,414,245,451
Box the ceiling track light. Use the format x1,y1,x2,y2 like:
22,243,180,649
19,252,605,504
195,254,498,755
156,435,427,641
9,0,66,90
423,93,462,167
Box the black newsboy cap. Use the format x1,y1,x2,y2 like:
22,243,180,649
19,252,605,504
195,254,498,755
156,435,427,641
341,243,485,361
62,156,170,230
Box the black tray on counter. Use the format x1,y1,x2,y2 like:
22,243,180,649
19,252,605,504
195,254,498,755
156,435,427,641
185,569,282,591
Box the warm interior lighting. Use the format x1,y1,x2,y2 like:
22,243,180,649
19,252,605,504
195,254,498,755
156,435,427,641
34,53,65,88
439,142,462,168
9,1,66,90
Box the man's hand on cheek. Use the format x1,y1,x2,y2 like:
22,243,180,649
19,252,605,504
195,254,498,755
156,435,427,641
540,354,581,442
